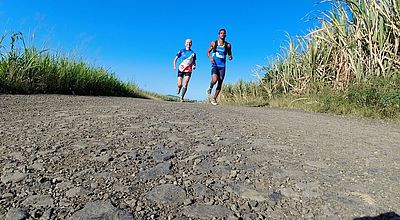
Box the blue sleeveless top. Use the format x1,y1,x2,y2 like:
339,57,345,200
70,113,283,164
212,43,227,67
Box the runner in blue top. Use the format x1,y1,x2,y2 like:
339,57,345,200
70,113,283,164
206,29,233,105
173,39,196,102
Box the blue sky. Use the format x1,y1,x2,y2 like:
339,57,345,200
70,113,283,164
0,0,331,100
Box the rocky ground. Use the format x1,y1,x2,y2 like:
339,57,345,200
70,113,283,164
0,95,399,220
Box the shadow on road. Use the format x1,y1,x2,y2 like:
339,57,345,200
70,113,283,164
354,212,400,220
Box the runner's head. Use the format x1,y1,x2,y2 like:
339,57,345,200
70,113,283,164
218,29,227,40
185,39,192,49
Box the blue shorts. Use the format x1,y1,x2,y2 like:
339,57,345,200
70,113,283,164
178,71,192,78
211,66,226,81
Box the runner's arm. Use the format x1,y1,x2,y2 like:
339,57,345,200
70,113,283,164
207,41,216,64
173,56,178,70
192,55,197,70
227,43,233,60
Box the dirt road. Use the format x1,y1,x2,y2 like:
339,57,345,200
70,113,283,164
1,95,399,219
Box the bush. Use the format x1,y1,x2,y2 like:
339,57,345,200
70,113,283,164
347,77,400,117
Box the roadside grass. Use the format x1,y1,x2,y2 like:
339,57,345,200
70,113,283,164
266,90,386,119
219,80,269,107
345,76,400,119
0,32,172,100
222,79,400,121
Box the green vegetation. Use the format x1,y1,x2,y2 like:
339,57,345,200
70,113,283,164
0,32,159,99
220,80,269,107
220,0,400,120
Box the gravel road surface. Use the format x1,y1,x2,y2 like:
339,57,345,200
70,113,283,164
1,95,399,219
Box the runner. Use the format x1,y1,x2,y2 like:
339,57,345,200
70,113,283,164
173,39,196,102
206,29,233,105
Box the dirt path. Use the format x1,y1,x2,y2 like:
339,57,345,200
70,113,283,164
1,95,399,219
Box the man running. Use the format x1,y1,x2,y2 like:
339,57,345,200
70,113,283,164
206,29,233,105
173,39,197,102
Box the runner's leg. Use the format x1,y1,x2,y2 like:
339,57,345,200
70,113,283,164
214,77,224,99
214,67,225,99
181,75,191,99
208,66,218,95
177,76,183,95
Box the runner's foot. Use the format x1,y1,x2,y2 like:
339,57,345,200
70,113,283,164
177,88,181,95
210,98,217,105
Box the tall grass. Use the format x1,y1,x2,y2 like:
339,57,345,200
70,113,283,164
260,0,400,93
222,0,400,119
0,32,146,98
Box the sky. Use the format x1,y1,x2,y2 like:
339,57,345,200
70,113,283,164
0,0,331,100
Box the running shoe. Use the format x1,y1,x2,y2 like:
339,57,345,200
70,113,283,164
210,98,217,105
